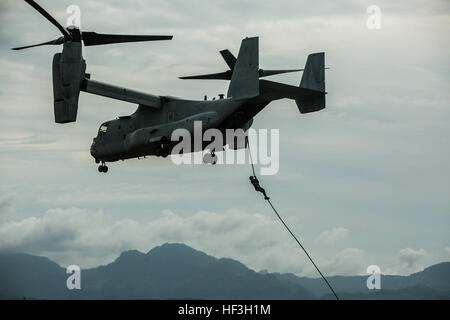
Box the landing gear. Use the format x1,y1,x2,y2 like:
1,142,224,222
98,161,108,173
203,149,217,165
155,143,170,158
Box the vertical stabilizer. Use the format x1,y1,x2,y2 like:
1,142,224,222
296,52,326,113
227,37,259,99
299,52,325,92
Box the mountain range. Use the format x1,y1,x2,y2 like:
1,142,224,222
0,243,449,299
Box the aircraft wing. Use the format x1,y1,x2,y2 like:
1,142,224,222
81,78,162,108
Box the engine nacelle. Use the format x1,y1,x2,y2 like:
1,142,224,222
52,42,86,123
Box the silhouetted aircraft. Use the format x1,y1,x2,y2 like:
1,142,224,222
14,0,326,173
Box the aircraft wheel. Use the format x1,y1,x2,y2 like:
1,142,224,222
203,153,210,164
155,147,163,157
98,164,108,173
203,153,217,165
161,148,170,158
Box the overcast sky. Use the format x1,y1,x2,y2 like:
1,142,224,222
0,0,449,277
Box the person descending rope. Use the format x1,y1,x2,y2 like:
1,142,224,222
249,176,270,200
246,144,339,300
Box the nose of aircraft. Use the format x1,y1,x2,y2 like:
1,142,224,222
90,138,97,157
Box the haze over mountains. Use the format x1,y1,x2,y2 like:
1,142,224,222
0,243,449,299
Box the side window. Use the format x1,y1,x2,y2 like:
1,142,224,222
99,123,108,133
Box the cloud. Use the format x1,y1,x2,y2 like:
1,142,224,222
318,227,349,244
324,247,367,276
0,207,283,269
0,202,446,277
0,206,369,277
398,248,427,268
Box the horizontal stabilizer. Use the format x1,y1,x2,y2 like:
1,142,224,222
259,79,324,100
259,69,303,77
259,78,326,114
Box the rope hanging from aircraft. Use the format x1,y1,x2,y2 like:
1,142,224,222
246,143,340,300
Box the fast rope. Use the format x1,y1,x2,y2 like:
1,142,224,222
247,143,339,300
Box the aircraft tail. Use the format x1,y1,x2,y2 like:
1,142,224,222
226,37,259,100
296,52,325,113
258,52,326,114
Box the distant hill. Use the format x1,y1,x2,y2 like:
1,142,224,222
0,243,449,299
273,261,450,299
0,243,310,299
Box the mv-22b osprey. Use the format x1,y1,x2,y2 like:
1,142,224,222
14,0,327,173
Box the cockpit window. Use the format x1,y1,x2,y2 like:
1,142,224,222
99,124,108,133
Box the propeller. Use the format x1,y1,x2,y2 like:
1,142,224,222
180,49,304,80
81,32,172,46
12,37,65,50
12,0,172,50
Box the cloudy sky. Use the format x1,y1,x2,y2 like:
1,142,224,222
0,0,449,277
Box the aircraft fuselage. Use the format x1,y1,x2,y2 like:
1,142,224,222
90,95,268,163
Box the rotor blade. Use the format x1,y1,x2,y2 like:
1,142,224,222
24,0,71,39
219,50,236,70
180,68,305,80
11,37,64,50
82,32,173,46
179,71,232,80
259,69,304,77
